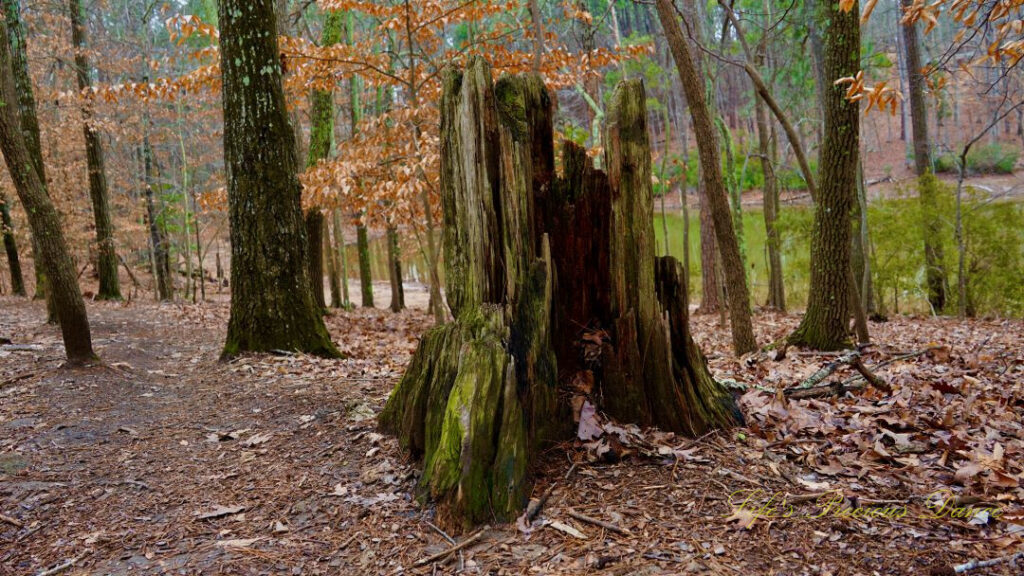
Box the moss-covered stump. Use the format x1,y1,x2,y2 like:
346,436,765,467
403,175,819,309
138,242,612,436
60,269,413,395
380,58,739,529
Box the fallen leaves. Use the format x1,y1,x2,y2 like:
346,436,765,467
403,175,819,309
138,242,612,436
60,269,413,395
197,505,245,520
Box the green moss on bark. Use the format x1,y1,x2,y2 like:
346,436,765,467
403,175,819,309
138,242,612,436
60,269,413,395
382,60,737,530
218,0,339,360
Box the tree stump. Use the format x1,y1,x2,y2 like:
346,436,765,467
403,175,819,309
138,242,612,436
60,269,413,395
380,58,740,528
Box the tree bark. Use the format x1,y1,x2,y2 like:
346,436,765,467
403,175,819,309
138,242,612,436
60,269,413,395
0,16,95,363
333,209,351,308
3,0,55,320
305,212,326,310
387,226,405,312
1,190,24,295
69,0,120,301
527,0,544,72
142,118,173,301
304,8,343,313
654,0,757,355
716,118,746,272
755,95,784,310
356,223,374,307
789,0,860,350
218,0,339,358
851,159,874,314
381,59,739,528
326,221,342,309
696,181,722,313
900,0,947,314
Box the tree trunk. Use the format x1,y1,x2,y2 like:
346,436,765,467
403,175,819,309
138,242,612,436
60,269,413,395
696,183,722,313
527,0,544,72
805,0,827,151
143,120,173,301
900,0,946,314
3,0,56,320
0,17,95,364
304,8,343,313
333,209,351,308
654,0,757,355
717,118,746,273
69,0,120,301
305,212,326,310
218,0,339,358
851,159,874,314
380,59,739,529
356,223,374,308
755,96,784,311
387,226,405,312
326,221,342,309
789,0,859,350
1,191,25,296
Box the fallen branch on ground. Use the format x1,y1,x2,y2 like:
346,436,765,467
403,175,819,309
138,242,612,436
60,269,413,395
567,510,633,535
413,527,486,567
0,371,38,389
35,552,89,576
0,513,23,527
929,550,1024,575
783,349,889,398
840,346,945,387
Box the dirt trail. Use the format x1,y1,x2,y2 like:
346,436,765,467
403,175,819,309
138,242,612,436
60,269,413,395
1,298,1021,575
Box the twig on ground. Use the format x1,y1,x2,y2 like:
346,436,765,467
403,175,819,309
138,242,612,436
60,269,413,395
851,356,891,393
0,513,23,527
642,551,688,563
0,371,38,389
35,552,89,576
841,345,944,387
566,510,633,535
930,550,1024,575
784,347,897,398
526,484,557,523
424,520,463,571
793,350,861,389
413,527,486,567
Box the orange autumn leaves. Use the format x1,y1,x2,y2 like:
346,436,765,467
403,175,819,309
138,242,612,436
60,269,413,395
840,0,1023,115
95,0,644,232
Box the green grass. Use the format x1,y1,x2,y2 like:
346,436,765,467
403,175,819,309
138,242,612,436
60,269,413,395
654,192,1024,317
653,207,812,309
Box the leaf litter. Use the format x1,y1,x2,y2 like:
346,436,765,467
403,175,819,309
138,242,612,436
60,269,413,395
0,297,1021,574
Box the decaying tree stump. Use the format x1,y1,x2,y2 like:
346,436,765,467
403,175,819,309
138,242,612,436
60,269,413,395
380,58,740,528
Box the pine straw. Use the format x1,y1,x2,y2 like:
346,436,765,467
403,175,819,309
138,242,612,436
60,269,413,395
0,296,1020,574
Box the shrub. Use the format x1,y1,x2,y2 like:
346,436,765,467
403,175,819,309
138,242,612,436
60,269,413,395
934,142,1019,175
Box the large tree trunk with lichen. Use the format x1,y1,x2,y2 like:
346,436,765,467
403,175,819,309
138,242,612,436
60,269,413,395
69,0,120,301
218,0,338,359
380,59,739,529
788,0,859,350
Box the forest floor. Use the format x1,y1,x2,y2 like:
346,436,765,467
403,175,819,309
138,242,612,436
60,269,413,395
1,295,1022,575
